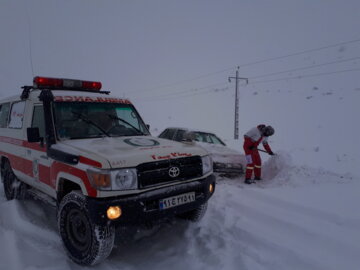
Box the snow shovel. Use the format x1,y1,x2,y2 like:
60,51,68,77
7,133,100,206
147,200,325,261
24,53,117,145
257,148,276,155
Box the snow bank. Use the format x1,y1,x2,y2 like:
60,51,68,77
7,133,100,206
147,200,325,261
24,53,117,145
260,151,354,188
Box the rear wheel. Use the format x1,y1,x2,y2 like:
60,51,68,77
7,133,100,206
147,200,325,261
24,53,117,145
2,160,27,200
58,191,115,265
178,202,208,222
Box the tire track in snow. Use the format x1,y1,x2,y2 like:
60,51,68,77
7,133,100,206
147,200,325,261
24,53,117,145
243,188,360,230
184,196,327,270
0,228,22,270
228,190,360,269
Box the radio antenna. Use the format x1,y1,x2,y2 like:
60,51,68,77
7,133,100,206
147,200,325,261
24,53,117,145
23,0,34,77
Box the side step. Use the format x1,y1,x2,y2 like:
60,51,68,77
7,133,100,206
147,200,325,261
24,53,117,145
27,188,57,208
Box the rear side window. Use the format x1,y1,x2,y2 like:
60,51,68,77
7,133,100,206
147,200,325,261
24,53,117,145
159,129,176,140
0,103,10,128
32,106,45,139
8,101,26,129
174,129,186,141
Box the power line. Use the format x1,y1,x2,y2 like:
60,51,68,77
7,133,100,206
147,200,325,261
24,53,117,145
249,68,360,85
135,57,360,100
133,84,229,102
134,82,228,100
127,37,360,95
237,38,360,68
134,68,360,102
250,56,360,79
126,66,236,96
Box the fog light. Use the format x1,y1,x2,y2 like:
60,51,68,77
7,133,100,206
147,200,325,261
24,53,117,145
107,206,122,220
209,183,214,193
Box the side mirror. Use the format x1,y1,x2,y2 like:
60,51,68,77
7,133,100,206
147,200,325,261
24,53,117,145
146,124,150,130
27,127,41,143
183,131,196,142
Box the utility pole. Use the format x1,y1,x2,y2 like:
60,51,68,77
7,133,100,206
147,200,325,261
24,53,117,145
228,67,248,140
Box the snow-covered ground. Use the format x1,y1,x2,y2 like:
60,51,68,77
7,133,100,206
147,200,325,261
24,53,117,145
1,152,359,270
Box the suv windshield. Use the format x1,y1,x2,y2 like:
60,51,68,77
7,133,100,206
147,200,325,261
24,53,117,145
54,102,150,140
194,132,226,146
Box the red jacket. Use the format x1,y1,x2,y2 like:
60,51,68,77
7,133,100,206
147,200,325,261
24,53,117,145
243,125,272,154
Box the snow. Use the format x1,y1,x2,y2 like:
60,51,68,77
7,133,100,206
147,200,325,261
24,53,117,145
1,152,359,270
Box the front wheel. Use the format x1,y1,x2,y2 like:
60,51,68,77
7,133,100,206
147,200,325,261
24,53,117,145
177,202,208,222
58,191,115,265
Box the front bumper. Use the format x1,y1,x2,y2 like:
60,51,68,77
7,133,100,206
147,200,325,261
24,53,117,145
213,162,244,174
86,174,216,226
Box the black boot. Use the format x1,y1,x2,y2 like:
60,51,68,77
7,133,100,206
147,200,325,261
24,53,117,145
244,178,254,184
254,177,262,181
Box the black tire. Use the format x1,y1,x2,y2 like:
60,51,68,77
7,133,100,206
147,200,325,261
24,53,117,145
178,202,208,222
2,160,27,200
58,191,115,265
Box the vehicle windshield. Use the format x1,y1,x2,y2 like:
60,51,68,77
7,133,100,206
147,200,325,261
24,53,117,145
193,132,226,146
54,102,150,140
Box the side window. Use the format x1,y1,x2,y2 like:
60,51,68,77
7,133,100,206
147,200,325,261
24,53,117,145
210,134,226,145
165,129,176,140
8,101,26,129
158,129,170,138
194,132,206,142
32,106,45,139
0,103,10,128
174,130,186,141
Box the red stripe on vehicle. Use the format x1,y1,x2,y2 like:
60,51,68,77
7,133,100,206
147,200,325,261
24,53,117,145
22,141,46,152
51,161,97,197
0,151,33,177
79,156,102,168
0,136,46,152
0,136,23,146
39,164,52,187
1,149,96,197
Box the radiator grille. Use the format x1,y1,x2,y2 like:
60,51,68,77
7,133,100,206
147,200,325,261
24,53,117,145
137,156,203,188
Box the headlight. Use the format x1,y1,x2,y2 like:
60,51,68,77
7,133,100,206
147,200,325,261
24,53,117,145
87,168,138,191
201,155,213,175
110,168,137,190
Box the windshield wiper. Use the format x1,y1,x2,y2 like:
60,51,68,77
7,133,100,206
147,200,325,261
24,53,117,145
71,111,110,137
107,114,145,135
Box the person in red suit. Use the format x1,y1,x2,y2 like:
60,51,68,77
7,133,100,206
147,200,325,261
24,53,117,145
243,124,275,184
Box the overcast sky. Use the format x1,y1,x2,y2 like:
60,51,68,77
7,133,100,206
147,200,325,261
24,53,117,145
1,0,359,140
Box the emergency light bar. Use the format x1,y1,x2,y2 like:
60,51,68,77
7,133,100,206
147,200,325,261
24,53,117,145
33,76,102,91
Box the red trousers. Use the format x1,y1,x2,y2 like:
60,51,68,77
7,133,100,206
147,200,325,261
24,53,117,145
243,138,262,179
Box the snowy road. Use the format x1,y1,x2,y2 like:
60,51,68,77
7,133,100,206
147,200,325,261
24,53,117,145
0,155,359,270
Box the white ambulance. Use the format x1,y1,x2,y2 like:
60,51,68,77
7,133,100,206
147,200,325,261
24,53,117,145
0,76,215,265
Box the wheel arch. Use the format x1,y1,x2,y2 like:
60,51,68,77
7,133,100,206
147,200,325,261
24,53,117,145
56,173,89,202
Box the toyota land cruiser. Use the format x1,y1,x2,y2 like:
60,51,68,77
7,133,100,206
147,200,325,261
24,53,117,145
0,76,216,265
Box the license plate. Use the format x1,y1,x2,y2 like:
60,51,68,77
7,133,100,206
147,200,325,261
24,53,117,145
159,192,196,210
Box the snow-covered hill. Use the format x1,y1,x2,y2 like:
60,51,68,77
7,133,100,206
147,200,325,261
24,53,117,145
1,152,359,270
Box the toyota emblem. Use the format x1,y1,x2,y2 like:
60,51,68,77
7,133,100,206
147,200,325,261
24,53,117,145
168,166,180,178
